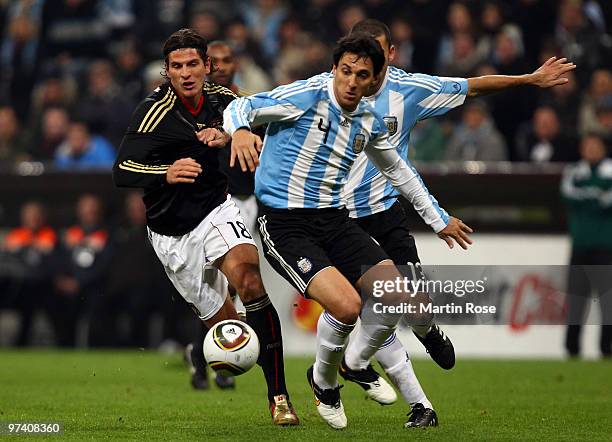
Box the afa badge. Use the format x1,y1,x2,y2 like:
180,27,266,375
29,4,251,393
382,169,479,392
383,116,398,136
352,133,366,153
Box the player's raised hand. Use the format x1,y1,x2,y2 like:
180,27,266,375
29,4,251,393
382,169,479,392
166,157,202,184
437,216,474,250
230,128,260,172
531,56,576,88
196,127,230,147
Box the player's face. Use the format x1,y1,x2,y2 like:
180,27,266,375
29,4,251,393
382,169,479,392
367,34,395,95
332,52,375,111
208,45,237,88
166,48,210,103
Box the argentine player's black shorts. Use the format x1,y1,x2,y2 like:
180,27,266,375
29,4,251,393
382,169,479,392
354,201,421,268
257,205,389,295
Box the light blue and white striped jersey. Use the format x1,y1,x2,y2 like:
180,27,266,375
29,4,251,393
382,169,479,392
342,66,468,218
223,74,392,209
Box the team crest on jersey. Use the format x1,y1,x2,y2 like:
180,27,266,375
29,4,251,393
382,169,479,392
383,116,398,136
297,257,312,274
196,123,207,130
352,133,366,153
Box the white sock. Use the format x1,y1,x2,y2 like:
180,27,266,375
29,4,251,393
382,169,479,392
344,320,396,370
313,311,355,390
375,333,433,409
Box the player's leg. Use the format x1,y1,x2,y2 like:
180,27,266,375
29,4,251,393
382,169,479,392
208,198,297,425
565,249,590,357
186,271,236,390
356,202,455,369
374,332,438,428
257,211,359,429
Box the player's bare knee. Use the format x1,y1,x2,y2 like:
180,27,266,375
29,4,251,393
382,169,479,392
235,266,265,302
334,296,361,324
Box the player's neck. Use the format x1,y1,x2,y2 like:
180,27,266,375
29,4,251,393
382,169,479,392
179,93,204,116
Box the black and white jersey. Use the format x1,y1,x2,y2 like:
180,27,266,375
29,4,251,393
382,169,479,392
113,81,236,236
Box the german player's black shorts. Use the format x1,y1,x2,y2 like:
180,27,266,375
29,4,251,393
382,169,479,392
257,205,389,295
354,200,421,267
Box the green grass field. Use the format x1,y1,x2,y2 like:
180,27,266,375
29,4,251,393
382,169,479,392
1,351,610,441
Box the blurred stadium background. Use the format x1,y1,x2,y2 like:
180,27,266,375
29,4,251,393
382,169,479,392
1,0,611,361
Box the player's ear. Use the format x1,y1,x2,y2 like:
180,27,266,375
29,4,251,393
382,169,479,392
388,44,396,63
331,65,337,75
204,56,212,74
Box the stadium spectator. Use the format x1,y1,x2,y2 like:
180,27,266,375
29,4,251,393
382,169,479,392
488,24,532,154
26,106,70,161
190,10,223,42
439,31,485,78
224,19,272,92
579,68,612,136
561,133,612,358
0,105,28,166
75,59,136,148
537,69,581,129
2,201,57,346
444,100,508,161
54,120,115,170
38,0,112,71
436,2,478,74
388,15,414,71
590,96,612,146
51,194,113,347
115,40,146,103
142,59,165,94
241,0,288,64
516,106,579,163
27,68,78,131
0,0,44,119
554,0,607,85
132,0,190,60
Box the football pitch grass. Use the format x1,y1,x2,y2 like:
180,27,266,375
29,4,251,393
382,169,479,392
1,351,610,441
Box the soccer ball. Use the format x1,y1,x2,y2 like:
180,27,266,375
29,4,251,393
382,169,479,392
203,319,260,376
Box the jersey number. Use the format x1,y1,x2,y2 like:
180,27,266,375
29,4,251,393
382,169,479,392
227,221,252,239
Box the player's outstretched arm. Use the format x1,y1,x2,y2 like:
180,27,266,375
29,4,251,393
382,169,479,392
467,57,576,97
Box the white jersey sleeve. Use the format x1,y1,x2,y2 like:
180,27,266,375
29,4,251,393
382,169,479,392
364,128,449,233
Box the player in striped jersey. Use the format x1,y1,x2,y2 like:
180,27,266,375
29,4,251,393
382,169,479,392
224,34,472,429
339,19,577,428
113,29,298,426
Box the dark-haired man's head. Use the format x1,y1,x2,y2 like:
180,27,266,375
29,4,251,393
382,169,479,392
162,28,211,105
207,40,237,89
332,34,385,111
349,19,396,93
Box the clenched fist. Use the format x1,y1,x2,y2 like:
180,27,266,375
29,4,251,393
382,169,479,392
166,157,202,184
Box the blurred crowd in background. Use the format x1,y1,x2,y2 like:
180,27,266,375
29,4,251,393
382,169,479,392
1,0,612,349
0,0,611,167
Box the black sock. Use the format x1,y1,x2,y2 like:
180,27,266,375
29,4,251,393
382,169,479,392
191,322,208,374
244,295,288,402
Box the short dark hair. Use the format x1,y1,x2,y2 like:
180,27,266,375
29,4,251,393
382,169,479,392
162,28,208,67
350,19,392,47
332,34,385,77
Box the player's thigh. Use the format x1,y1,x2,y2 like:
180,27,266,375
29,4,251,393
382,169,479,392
258,213,333,297
204,195,257,263
306,266,361,324
324,216,389,288
148,228,227,321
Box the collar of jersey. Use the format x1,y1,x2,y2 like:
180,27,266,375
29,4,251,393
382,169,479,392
327,77,362,117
